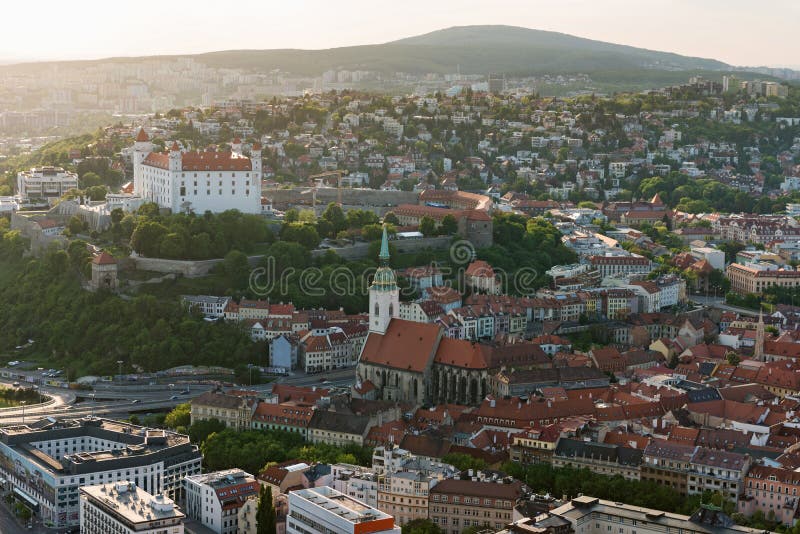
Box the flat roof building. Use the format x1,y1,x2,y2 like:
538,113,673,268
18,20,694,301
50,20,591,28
16,166,78,201
287,486,401,534
0,417,201,529
80,481,185,534
551,496,774,534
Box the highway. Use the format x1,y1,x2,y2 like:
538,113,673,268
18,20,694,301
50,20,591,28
0,378,215,425
0,366,357,426
688,295,762,317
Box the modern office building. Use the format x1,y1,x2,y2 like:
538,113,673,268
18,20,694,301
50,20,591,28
0,417,201,529
79,480,185,534
16,166,78,200
287,486,401,534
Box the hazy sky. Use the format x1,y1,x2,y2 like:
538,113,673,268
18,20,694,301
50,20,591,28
3,0,798,67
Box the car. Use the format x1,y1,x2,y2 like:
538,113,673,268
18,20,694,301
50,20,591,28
170,395,179,400
12,382,19,387
180,390,190,395
131,399,141,404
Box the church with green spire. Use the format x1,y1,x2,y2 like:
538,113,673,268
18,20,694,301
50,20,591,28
369,225,399,334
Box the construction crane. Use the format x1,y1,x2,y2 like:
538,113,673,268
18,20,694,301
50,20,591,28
309,170,347,206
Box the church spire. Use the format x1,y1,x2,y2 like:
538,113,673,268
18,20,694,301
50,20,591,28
754,308,765,361
379,224,390,264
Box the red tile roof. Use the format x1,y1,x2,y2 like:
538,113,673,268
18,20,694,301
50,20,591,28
92,251,117,265
142,149,252,171
359,319,441,373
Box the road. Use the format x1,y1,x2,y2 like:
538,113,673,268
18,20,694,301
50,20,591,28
0,367,357,426
689,295,762,317
0,378,214,425
0,494,50,534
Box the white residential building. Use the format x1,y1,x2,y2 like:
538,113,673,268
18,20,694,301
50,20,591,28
331,464,379,509
184,469,260,534
181,295,231,318
132,129,262,214
287,486,400,534
17,166,78,200
690,246,726,270
80,481,185,534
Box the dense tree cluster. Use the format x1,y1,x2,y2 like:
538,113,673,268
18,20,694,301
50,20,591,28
0,237,258,376
502,461,703,515
199,427,372,474
0,386,42,407
480,214,578,292
126,204,274,259
637,172,793,214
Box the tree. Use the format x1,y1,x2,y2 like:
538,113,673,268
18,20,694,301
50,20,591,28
384,212,400,226
80,171,102,188
256,484,277,534
440,214,458,235
419,216,436,237
726,352,742,366
284,209,299,223
110,208,124,225
164,403,191,429
131,220,168,257
322,202,347,233
67,215,86,236
188,419,226,444
223,250,252,290
85,185,108,201
401,519,443,534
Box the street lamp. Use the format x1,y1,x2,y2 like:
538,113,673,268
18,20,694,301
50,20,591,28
20,401,26,426
90,393,95,418
117,360,123,381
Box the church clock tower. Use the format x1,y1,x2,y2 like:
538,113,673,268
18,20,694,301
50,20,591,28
369,225,399,334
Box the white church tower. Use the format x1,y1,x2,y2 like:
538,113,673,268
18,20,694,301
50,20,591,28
369,225,399,334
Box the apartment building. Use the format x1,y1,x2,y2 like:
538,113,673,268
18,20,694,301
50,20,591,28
181,295,231,318
552,438,643,481
332,464,379,508
184,469,259,534
377,470,433,526
190,390,257,431
687,447,750,501
726,263,800,295
640,440,694,496
739,464,800,526
589,254,652,279
428,476,528,534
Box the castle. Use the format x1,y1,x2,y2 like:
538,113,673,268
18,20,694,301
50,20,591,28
131,129,262,214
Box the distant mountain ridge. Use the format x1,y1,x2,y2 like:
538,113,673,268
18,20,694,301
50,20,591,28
190,25,728,76
0,25,743,85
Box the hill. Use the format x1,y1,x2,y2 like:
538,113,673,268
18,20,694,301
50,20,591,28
192,25,728,76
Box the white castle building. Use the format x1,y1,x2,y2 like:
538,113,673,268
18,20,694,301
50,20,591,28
132,129,262,214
